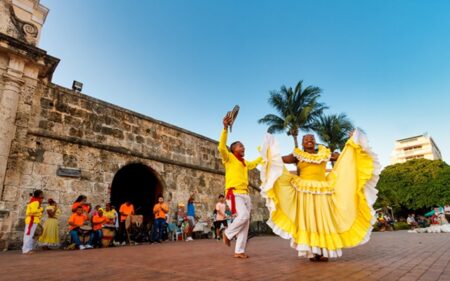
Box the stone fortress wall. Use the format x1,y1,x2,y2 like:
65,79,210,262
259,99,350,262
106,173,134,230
0,0,268,249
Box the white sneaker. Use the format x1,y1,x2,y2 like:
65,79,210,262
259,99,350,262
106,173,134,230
121,242,126,246
79,245,86,250
186,237,193,241
85,244,93,249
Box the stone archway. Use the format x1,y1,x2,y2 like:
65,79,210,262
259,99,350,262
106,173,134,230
110,163,164,223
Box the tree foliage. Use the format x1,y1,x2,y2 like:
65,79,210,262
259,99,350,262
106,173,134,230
258,80,327,148
311,113,354,152
375,159,450,213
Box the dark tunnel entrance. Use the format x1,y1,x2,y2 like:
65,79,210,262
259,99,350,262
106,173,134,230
110,163,163,224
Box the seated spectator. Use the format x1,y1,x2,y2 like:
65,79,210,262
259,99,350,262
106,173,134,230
430,214,440,225
376,213,388,231
417,216,428,228
177,203,186,227
68,206,93,250
92,208,108,247
406,214,418,229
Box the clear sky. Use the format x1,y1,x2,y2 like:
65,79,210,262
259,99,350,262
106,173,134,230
39,0,450,167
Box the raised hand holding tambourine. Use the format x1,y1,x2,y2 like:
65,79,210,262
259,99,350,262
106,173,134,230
225,105,239,132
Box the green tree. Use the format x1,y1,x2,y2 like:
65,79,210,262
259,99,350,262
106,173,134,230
311,113,354,152
258,80,327,148
375,159,450,215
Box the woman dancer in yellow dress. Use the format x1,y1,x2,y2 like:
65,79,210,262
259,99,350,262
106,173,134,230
260,130,380,261
38,199,61,249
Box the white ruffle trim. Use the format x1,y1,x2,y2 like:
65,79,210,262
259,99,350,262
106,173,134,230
259,130,381,258
266,218,342,258
351,129,381,246
409,224,450,233
260,133,284,215
292,149,330,164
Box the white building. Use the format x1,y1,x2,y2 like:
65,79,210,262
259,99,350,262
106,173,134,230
391,134,442,164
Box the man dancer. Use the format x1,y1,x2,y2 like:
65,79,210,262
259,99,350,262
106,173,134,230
219,114,262,259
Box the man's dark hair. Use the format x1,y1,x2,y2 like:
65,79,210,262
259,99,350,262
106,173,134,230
218,195,224,199
230,141,241,153
31,190,43,198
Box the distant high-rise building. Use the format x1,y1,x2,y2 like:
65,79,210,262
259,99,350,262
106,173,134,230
391,134,442,164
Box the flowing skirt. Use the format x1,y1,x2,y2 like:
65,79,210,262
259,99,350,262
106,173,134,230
38,218,60,246
260,130,380,258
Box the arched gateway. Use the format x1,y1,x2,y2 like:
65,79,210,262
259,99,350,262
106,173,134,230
110,163,164,223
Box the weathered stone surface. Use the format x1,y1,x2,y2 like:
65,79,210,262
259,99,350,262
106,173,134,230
0,2,268,251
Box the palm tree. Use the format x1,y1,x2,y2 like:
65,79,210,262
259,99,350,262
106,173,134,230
312,113,354,152
258,80,327,148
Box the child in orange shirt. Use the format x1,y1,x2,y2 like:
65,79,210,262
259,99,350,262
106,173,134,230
69,206,93,250
92,208,108,247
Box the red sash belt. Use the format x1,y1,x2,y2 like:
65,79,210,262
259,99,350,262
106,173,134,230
226,188,236,215
26,216,34,235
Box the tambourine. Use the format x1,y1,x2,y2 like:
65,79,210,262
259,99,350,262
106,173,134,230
226,105,240,132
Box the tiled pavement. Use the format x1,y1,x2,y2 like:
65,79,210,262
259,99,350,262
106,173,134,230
1,231,450,281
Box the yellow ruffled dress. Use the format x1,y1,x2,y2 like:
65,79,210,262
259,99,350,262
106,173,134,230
260,130,380,258
38,206,61,246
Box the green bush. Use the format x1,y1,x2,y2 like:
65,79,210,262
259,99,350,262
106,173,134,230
394,222,410,230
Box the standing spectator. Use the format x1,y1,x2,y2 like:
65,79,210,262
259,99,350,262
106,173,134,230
38,198,61,249
444,203,450,223
177,203,186,225
225,205,233,224
214,195,228,240
152,196,169,243
68,206,93,250
22,190,44,254
118,200,134,245
186,194,197,241
111,205,119,230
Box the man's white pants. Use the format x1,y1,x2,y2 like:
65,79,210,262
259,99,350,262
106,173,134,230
225,194,251,254
22,223,37,254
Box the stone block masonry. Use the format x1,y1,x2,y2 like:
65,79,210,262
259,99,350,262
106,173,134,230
0,1,268,248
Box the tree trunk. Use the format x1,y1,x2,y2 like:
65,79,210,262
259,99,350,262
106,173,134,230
293,135,299,148
292,134,300,175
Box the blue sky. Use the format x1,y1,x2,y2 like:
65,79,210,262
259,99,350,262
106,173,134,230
40,0,450,166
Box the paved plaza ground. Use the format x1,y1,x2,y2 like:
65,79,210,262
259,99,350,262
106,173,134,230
1,231,450,281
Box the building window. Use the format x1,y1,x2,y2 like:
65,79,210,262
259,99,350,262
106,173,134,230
403,145,422,151
405,155,424,160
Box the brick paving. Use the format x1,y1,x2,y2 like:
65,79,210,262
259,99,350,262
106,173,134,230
1,231,450,281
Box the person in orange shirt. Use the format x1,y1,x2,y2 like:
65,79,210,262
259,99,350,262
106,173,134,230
152,196,169,243
92,208,108,247
118,200,134,245
68,206,93,250
71,195,91,215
